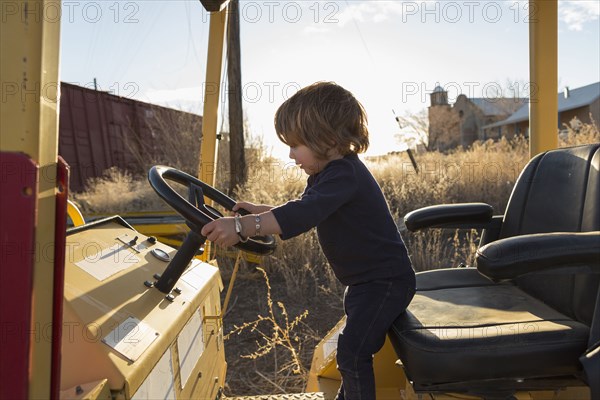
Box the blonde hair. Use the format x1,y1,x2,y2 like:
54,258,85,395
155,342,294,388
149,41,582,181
274,81,369,160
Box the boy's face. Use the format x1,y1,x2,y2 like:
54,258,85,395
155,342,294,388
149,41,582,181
289,144,322,175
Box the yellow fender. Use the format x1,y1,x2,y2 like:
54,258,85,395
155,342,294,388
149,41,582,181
67,200,85,227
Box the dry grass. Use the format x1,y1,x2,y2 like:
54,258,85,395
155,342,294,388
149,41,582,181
71,123,599,395
71,167,167,214
371,135,530,271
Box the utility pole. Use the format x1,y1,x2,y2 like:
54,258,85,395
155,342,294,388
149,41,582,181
227,0,246,195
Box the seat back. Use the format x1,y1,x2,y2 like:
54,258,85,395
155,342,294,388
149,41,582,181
498,143,600,325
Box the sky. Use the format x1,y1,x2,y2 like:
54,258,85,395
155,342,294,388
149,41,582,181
59,0,600,160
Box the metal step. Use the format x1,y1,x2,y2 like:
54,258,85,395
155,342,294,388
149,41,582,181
226,393,325,400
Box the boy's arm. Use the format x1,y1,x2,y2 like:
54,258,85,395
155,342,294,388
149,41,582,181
200,211,281,247
239,211,282,236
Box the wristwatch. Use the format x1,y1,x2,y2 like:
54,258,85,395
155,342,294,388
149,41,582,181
234,214,248,243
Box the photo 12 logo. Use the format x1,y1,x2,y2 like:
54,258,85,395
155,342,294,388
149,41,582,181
400,81,537,103
1,1,140,24
399,1,538,24
201,1,340,24
202,80,301,104
1,81,139,105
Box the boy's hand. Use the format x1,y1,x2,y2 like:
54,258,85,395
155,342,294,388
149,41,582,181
232,201,258,214
201,217,240,247
233,201,273,214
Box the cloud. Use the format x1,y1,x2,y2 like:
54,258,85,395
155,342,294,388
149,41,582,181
559,0,600,31
334,0,599,32
303,26,331,35
336,1,407,27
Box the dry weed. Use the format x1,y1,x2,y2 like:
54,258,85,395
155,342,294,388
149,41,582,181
225,267,309,376
559,117,599,146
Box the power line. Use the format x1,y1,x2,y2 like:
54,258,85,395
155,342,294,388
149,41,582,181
344,0,375,65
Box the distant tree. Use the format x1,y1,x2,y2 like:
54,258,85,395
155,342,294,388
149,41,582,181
124,106,202,174
478,78,529,116
502,77,531,99
394,109,428,148
394,108,460,151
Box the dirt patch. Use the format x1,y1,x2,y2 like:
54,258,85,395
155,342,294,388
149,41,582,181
218,259,344,397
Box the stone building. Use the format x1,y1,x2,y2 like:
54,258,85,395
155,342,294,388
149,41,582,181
428,85,526,151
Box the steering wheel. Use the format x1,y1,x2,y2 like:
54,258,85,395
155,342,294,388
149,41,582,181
148,165,277,256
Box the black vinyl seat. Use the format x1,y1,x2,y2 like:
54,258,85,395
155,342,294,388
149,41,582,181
389,144,600,397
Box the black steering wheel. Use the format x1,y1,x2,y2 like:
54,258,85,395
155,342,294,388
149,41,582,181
148,165,276,255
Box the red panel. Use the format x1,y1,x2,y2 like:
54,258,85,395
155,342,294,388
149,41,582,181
0,152,39,400
51,157,69,399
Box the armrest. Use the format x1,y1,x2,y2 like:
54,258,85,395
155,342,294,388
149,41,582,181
580,341,600,398
404,203,494,232
476,231,600,280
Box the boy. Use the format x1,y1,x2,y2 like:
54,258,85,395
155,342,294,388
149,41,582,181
201,81,415,400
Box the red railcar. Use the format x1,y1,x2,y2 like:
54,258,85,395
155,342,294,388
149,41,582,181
59,82,202,192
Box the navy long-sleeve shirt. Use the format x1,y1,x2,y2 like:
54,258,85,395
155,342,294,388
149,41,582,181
271,153,414,286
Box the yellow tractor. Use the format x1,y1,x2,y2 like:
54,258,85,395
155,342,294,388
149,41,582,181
1,1,598,400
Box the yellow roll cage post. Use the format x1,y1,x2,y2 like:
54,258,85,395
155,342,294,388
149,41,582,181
198,4,229,261
1,0,61,398
0,0,562,399
529,0,558,157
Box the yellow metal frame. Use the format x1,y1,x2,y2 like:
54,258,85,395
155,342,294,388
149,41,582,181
529,0,558,157
199,10,228,186
1,1,61,397
198,9,229,261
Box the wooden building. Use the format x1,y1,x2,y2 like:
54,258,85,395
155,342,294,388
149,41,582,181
483,81,600,139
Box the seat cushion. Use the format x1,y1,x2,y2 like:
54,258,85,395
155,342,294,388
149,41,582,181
389,282,590,388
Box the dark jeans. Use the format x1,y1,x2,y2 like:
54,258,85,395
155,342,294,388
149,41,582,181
335,276,416,400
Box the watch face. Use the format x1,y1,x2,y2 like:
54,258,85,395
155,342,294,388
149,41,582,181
151,248,171,262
